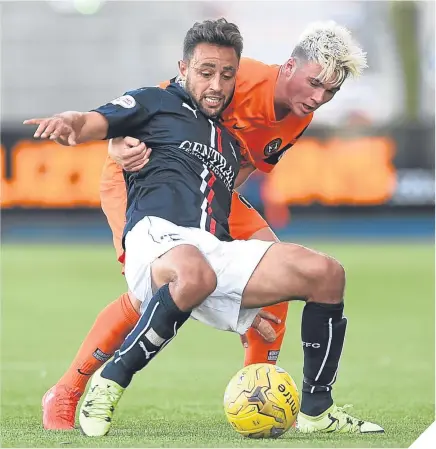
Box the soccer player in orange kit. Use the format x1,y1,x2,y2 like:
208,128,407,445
41,21,367,431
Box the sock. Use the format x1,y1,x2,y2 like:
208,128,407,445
243,302,289,366
57,292,139,394
300,301,347,416
102,284,191,388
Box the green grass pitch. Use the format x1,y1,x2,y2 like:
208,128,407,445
1,242,434,447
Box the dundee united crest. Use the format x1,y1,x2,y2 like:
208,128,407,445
264,138,282,156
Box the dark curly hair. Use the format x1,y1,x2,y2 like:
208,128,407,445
183,18,243,61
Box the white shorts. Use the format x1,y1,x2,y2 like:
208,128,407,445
124,216,274,334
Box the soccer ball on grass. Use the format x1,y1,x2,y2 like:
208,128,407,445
223,363,300,438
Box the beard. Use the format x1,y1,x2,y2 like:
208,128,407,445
184,77,232,118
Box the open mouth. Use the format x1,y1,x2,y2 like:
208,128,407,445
302,103,315,112
204,96,223,107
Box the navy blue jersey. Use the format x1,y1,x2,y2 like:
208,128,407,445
93,83,242,244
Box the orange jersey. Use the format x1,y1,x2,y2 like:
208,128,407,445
222,58,313,172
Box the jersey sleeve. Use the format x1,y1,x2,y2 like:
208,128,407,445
91,87,163,139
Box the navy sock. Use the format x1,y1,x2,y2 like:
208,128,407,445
101,284,191,388
300,301,347,416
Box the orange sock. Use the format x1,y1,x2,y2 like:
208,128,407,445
57,292,139,394
244,302,289,366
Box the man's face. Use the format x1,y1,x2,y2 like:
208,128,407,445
282,59,343,117
179,43,239,118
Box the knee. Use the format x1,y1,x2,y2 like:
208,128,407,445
311,254,346,301
187,264,217,297
326,256,345,286
174,264,217,308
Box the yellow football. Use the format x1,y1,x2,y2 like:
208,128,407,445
223,363,300,438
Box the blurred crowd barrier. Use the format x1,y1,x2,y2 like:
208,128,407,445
1,123,434,230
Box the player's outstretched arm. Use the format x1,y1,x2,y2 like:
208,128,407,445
23,111,109,146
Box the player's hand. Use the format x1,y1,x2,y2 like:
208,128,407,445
109,136,152,172
240,310,282,348
23,115,79,146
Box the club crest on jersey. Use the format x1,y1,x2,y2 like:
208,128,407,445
111,95,136,109
264,138,282,156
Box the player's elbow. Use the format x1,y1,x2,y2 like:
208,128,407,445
234,165,256,188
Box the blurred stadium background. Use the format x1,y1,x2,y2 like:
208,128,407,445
1,0,434,240
1,1,434,447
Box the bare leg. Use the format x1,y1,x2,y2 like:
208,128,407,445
102,244,217,387
242,242,346,416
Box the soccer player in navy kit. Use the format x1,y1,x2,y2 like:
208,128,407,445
25,18,382,438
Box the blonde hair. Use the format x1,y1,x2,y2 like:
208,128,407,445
292,21,368,84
